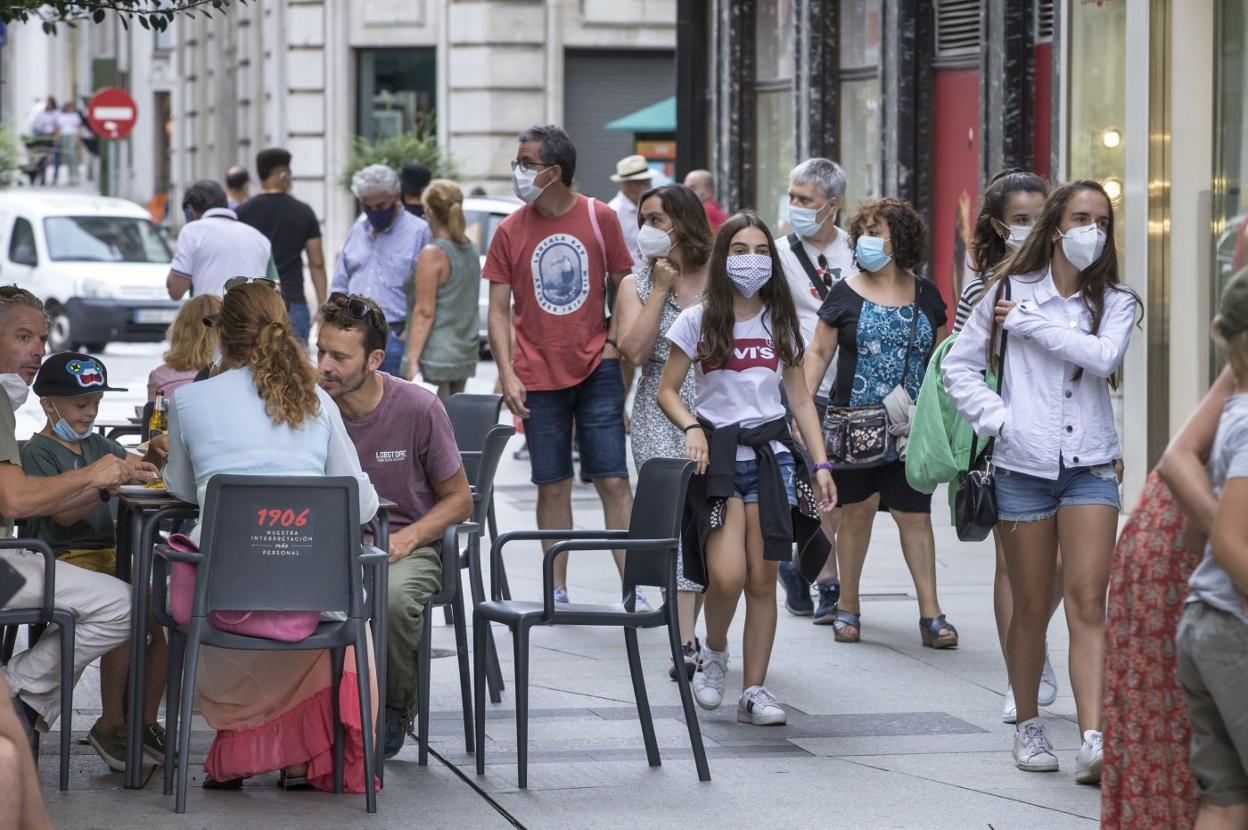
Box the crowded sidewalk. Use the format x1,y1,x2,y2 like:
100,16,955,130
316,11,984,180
34,367,1101,829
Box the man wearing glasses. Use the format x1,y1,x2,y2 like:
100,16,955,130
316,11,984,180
315,292,472,759
331,164,433,376
482,125,641,608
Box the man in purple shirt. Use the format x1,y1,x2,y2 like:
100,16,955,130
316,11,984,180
316,292,472,760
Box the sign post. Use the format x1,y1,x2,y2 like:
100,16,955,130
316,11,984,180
86,87,137,197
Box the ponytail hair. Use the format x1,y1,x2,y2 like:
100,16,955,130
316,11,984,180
216,281,320,428
423,179,468,244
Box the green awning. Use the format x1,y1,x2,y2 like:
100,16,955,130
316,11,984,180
605,96,676,133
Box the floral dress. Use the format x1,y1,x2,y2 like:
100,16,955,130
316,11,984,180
1101,471,1201,829
630,267,702,591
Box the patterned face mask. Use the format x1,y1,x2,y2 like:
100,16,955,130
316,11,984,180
725,253,773,299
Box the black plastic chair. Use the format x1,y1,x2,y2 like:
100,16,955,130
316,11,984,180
445,393,504,555
472,457,710,789
153,475,381,813
0,539,76,791
412,521,479,764
461,424,514,703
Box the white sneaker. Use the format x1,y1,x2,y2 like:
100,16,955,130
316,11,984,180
737,685,787,725
1075,729,1103,784
1013,717,1059,772
1002,685,1017,724
1039,652,1058,707
693,646,728,710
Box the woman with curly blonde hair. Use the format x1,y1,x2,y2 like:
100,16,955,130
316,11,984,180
147,293,222,401
163,279,379,792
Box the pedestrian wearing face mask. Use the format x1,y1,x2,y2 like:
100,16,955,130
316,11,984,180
775,158,857,623
659,212,836,726
331,163,433,376
483,125,642,607
802,198,956,651
943,180,1142,782
615,184,713,680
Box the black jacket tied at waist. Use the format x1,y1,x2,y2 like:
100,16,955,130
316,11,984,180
681,416,832,587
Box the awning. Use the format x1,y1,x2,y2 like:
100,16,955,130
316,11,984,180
605,96,676,133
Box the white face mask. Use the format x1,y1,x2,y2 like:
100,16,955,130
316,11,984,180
0,374,30,412
1059,223,1108,272
512,165,551,204
1005,224,1033,250
636,224,674,260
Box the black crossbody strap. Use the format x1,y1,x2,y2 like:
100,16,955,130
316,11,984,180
788,233,828,300
897,294,922,393
967,279,1012,470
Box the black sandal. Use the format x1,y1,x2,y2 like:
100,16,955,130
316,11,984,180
919,615,959,649
203,775,245,790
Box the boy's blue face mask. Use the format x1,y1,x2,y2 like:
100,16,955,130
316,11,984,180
51,403,93,442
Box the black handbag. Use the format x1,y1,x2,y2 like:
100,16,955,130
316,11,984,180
954,281,1010,542
822,298,921,469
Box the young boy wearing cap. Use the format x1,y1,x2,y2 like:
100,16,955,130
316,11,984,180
20,352,169,771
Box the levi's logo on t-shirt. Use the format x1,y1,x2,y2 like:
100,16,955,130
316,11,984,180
700,338,779,374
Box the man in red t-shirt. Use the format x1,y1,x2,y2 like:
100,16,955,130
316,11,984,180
483,125,644,606
684,169,729,231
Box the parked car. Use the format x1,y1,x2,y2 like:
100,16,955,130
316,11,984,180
462,194,522,350
0,191,182,352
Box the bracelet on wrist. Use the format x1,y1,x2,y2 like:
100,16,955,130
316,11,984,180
682,423,704,434
813,462,834,473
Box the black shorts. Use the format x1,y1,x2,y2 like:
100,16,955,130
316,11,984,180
833,459,930,513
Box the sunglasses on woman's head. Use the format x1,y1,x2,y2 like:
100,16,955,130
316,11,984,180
224,276,278,293
327,292,376,320
0,285,37,301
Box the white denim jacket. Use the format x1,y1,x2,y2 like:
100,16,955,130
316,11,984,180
941,267,1137,480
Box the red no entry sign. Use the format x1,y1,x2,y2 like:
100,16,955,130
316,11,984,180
86,87,138,140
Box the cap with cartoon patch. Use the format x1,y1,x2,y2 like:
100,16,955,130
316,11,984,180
32,352,127,397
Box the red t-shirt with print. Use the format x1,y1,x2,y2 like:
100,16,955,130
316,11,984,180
482,194,634,391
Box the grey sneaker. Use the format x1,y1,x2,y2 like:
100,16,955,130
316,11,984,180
142,722,166,764
1012,717,1059,772
1075,729,1103,784
88,718,129,772
1039,651,1059,706
737,685,786,725
693,646,728,710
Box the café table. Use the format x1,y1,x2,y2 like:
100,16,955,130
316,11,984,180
116,490,395,788
94,418,144,442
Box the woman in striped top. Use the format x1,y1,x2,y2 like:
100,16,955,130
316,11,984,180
953,170,1048,332
954,170,1054,725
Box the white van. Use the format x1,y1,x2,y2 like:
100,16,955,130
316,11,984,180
0,191,181,352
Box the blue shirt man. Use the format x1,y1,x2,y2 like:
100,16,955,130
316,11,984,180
331,164,433,375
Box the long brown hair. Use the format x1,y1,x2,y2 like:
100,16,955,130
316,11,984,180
699,212,803,368
637,184,713,268
164,293,221,372
971,169,1048,276
216,282,320,428
985,179,1142,379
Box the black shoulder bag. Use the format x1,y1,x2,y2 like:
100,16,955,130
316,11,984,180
787,233,829,301
954,280,1011,542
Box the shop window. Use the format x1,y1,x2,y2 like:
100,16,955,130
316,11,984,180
839,0,882,214
356,48,436,141
1214,0,1248,368
1067,1,1126,208
753,0,796,231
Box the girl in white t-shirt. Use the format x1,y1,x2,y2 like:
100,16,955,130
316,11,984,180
659,212,836,725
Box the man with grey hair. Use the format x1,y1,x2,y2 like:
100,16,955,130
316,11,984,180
0,287,145,746
776,158,855,622
331,163,433,375
683,169,728,230
167,179,274,300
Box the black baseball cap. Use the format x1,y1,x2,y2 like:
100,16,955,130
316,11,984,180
33,352,127,397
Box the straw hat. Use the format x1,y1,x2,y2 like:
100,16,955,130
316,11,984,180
610,155,656,183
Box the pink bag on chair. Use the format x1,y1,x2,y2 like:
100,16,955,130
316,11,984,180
167,533,319,642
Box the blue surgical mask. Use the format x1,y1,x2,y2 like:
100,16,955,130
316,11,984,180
855,235,892,272
788,202,832,239
52,404,92,442
365,204,396,231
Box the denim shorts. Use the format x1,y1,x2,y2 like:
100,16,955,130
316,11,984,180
732,451,797,505
523,358,628,485
995,460,1121,523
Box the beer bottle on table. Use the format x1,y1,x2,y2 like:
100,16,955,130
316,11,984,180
149,391,167,437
